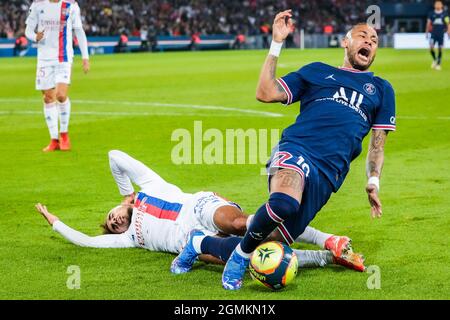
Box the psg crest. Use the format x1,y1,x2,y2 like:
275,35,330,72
363,83,376,95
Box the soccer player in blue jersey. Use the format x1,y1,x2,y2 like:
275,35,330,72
215,10,396,290
427,0,450,70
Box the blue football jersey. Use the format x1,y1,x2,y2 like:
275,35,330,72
277,62,396,191
428,10,450,35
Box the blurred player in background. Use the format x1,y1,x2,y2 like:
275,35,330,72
220,10,395,290
25,0,90,152
426,0,450,70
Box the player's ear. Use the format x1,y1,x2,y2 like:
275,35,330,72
341,37,348,49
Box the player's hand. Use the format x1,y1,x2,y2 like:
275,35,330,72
35,203,59,226
122,193,135,205
272,9,293,43
36,31,45,42
366,184,382,218
82,59,90,74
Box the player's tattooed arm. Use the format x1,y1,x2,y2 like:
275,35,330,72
366,129,388,218
366,129,388,178
256,54,288,103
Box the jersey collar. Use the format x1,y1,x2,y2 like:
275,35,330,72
338,66,373,74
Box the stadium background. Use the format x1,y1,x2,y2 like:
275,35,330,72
0,0,449,300
1,0,448,55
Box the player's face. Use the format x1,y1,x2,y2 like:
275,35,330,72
106,205,132,234
344,25,378,71
435,1,443,11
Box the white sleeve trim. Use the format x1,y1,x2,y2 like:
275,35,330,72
276,78,293,106
372,124,396,131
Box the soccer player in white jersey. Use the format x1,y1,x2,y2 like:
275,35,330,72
35,150,365,271
25,0,90,152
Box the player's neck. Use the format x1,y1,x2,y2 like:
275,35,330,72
341,61,369,73
435,9,443,13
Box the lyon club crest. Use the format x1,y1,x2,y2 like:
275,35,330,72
363,83,376,95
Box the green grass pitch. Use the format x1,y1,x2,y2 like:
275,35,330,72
0,49,449,300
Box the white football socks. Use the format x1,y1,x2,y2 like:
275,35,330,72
192,235,206,254
296,226,333,249
57,97,71,133
44,101,59,140
293,249,333,268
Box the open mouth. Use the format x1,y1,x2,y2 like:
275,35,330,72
357,47,370,63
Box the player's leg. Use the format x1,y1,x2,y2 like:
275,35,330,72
42,88,60,152
171,232,336,273
436,42,443,70
194,193,249,236
430,40,437,69
37,64,60,152
54,63,73,150
222,168,303,290
212,205,248,236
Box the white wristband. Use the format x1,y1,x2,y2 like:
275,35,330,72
269,40,283,57
368,176,380,191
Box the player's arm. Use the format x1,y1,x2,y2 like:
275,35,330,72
446,14,450,35
25,3,44,42
255,10,293,103
108,150,164,202
35,203,134,248
72,3,90,73
365,129,388,218
426,19,432,37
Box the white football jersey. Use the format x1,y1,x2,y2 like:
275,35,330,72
52,151,229,253
26,0,84,64
124,185,196,253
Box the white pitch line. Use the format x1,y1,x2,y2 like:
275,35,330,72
0,110,195,117
0,98,284,118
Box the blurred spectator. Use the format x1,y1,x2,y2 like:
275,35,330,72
189,32,201,51
232,33,246,50
140,25,149,51
114,32,129,53
14,33,28,56
260,24,271,48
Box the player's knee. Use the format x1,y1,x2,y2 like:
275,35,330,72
56,93,67,103
43,96,54,104
42,92,55,104
267,192,300,221
229,216,247,235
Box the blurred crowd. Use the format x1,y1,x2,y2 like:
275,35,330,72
0,0,432,39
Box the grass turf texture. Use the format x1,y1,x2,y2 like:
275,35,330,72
0,49,449,300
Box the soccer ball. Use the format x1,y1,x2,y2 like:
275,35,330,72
249,241,298,290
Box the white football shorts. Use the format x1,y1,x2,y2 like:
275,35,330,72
36,62,72,90
178,191,239,235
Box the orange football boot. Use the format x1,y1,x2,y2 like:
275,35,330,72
59,132,71,151
43,139,60,152
325,235,366,272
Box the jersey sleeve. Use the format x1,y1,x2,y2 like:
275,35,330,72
25,2,38,28
109,150,166,196
71,2,83,29
276,67,308,106
53,220,135,248
372,81,396,131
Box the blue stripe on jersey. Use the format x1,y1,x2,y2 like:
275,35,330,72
62,2,71,62
136,192,183,213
